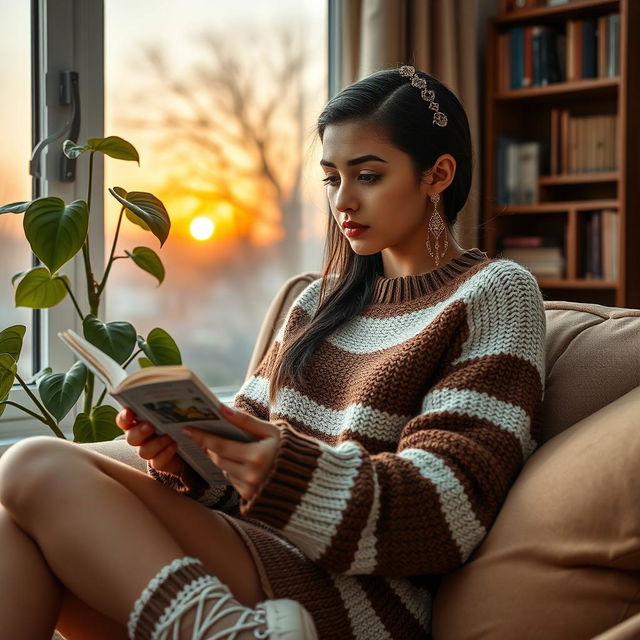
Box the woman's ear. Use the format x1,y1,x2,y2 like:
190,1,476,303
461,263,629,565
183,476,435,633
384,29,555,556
423,154,457,193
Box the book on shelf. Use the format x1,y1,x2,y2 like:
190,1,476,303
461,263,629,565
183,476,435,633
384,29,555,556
498,236,565,278
582,18,598,79
568,13,619,81
608,14,620,77
500,235,563,248
496,137,543,204
582,210,618,280
556,111,618,174
503,25,565,89
58,329,257,485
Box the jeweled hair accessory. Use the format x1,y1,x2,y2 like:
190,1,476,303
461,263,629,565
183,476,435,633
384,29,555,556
398,65,448,127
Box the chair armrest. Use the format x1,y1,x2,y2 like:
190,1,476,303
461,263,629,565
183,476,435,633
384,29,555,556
244,271,320,379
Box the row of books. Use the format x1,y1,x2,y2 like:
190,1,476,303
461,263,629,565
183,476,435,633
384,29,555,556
581,209,618,280
496,210,619,281
500,26,565,89
550,110,618,174
506,0,578,10
496,137,543,205
498,236,564,278
499,13,620,91
567,14,620,81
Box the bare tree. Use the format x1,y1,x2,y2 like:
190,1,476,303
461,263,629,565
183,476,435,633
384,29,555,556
119,22,320,274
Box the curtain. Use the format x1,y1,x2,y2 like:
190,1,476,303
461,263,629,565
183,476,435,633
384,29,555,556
337,0,482,249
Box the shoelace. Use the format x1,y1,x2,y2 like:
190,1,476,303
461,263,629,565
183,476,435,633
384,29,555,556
153,575,268,640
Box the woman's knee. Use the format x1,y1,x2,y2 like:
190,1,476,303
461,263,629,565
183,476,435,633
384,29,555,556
0,436,86,512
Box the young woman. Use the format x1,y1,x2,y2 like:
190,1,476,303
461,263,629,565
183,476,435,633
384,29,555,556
0,65,546,640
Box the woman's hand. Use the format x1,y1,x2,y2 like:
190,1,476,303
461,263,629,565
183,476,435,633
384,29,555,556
183,405,280,501
116,407,185,477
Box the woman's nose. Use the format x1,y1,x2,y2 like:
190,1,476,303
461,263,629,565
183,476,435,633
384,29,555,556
334,182,358,213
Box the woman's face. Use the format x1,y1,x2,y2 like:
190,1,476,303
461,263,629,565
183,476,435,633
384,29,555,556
320,120,431,265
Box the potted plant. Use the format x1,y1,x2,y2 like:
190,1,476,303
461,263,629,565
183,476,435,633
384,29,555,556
0,136,182,442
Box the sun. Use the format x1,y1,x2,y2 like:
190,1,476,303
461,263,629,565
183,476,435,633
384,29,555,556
189,217,215,241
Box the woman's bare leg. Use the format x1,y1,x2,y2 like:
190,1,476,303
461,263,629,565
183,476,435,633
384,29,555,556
0,506,126,640
0,436,267,639
0,506,63,639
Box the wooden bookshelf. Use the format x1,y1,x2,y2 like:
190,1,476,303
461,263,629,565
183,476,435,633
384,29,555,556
484,0,640,307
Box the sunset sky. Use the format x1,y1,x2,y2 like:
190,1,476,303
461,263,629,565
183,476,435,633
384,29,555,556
0,0,328,385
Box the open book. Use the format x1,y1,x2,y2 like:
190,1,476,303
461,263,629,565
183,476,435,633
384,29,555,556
58,329,255,486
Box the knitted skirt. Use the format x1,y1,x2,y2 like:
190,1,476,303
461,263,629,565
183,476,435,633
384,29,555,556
216,512,433,640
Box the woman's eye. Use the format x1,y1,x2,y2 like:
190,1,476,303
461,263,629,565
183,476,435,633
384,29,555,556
321,174,380,186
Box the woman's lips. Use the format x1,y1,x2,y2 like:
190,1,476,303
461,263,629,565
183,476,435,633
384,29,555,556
342,221,370,238
345,226,368,238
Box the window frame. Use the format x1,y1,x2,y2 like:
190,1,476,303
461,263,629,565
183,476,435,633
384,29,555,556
1,0,104,444
2,0,333,447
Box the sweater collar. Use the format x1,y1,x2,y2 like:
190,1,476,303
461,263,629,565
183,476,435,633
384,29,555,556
370,248,489,304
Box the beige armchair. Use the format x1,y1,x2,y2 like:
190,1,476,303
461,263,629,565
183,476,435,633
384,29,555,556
84,272,640,639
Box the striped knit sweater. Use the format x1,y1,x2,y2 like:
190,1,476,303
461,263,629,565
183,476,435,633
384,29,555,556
150,248,547,637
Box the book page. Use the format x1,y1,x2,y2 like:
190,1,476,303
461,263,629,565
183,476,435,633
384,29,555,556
58,330,127,391
112,379,254,486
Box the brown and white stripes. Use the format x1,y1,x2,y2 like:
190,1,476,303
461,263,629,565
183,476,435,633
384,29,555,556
150,248,547,638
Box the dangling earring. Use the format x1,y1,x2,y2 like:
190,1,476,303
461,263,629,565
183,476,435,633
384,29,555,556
426,192,447,267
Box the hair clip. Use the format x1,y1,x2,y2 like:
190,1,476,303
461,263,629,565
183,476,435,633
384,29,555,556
399,65,448,127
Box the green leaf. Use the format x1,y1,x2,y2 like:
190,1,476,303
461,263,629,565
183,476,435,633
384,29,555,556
26,366,53,385
24,197,88,273
0,354,17,397
0,354,17,417
11,270,29,286
125,209,150,230
82,315,136,364
0,201,31,214
37,361,87,421
125,247,165,285
0,325,26,361
15,268,69,308
73,405,121,443
111,187,149,230
62,139,89,159
87,136,140,164
108,188,170,246
138,357,154,368
137,328,182,365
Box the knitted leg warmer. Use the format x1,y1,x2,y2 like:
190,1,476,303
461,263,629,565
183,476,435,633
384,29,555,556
127,556,317,640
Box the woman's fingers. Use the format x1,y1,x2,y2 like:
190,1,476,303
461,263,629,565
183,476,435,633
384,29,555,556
125,422,156,447
116,407,138,431
138,434,175,461
147,439,180,472
184,429,245,462
220,405,279,439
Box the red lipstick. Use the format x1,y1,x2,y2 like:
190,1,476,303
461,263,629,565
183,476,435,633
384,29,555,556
342,221,370,238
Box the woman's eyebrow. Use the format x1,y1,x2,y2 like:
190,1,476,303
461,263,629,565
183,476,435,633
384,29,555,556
320,154,388,167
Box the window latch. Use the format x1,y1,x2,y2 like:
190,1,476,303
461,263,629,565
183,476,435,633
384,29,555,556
29,70,81,182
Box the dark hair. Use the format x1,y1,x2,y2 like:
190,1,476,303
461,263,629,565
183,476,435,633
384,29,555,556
268,67,473,403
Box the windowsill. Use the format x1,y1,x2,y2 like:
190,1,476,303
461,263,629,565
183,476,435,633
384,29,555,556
0,387,239,455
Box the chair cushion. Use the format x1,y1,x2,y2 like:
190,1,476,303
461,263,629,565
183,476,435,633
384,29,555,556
542,301,640,443
432,383,640,640
244,272,319,379
80,436,146,473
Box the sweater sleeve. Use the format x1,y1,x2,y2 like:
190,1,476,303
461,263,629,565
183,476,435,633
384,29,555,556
147,279,323,508
241,264,546,577
146,462,240,513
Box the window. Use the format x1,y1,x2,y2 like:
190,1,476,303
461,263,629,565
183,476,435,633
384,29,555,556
0,0,33,376
1,0,329,440
103,0,327,389
1,0,104,441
